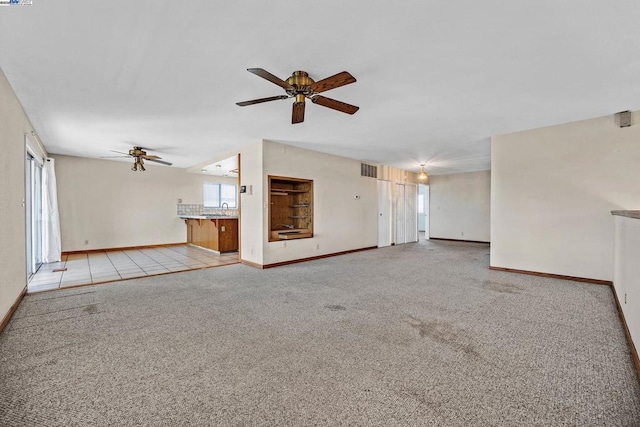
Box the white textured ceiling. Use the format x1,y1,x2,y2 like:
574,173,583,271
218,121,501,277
1,1,640,174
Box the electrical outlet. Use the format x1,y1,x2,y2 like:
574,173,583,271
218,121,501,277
461,232,464,236
221,226,226,232
283,241,287,248
84,240,89,245
316,244,320,250
625,293,627,304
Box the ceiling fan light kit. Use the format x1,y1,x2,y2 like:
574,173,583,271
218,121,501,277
236,68,359,124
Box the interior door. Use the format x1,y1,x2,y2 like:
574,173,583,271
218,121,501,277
377,180,392,247
395,183,405,244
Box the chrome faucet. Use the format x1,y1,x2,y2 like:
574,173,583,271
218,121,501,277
221,202,229,215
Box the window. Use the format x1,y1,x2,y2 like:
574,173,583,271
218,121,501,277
204,183,237,208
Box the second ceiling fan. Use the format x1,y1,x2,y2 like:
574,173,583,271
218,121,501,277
236,68,359,124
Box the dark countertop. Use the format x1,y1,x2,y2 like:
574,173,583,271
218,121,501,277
611,210,640,219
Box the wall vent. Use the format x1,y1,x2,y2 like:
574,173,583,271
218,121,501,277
616,110,632,128
361,163,378,178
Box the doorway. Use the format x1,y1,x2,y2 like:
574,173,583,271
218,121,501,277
418,184,429,240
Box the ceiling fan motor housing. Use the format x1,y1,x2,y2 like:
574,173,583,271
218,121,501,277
286,71,315,98
129,147,146,157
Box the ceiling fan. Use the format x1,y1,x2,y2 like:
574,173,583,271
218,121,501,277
236,68,359,124
102,146,172,171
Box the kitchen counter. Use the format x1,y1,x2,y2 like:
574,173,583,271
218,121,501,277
183,217,238,253
180,215,238,219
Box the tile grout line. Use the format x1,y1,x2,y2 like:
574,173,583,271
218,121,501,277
154,246,192,267
93,250,123,282
120,249,151,277
106,250,142,278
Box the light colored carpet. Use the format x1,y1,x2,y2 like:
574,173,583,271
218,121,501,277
1,240,639,426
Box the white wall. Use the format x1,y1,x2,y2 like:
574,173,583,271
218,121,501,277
260,141,379,265
0,68,36,321
53,154,237,252
613,214,640,357
429,170,491,242
491,111,640,281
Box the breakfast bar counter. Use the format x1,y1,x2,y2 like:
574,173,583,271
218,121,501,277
182,216,238,253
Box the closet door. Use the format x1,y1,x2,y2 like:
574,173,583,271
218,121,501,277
405,184,418,243
395,183,405,244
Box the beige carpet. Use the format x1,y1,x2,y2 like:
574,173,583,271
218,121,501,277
1,240,639,426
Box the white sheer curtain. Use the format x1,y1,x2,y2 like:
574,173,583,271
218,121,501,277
42,158,61,263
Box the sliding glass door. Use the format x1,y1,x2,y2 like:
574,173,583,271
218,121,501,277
26,152,43,278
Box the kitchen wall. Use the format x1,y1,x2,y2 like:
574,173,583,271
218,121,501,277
53,154,238,252
0,67,36,323
491,110,640,281
429,170,491,242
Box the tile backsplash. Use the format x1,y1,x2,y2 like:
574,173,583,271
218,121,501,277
177,204,238,216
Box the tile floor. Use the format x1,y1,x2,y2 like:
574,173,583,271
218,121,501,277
28,245,239,293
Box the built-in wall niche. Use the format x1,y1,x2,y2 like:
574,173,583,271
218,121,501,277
268,175,313,242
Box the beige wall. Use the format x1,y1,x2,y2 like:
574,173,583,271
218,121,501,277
262,141,379,265
0,68,36,321
238,141,419,266
429,170,491,242
53,154,238,252
491,111,640,281
238,142,264,265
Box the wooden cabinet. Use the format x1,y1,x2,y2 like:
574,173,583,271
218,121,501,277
269,176,313,241
185,218,238,253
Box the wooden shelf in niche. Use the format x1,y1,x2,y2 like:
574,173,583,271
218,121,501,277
268,175,313,242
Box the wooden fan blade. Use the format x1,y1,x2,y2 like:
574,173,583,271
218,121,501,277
311,95,359,115
143,155,161,160
247,68,293,90
109,150,130,155
145,158,172,166
292,101,305,124
236,95,290,107
309,71,356,94
101,155,131,159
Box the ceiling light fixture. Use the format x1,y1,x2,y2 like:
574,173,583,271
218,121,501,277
418,163,428,182
131,157,145,172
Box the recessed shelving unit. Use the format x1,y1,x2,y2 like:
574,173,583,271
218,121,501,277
268,175,313,242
